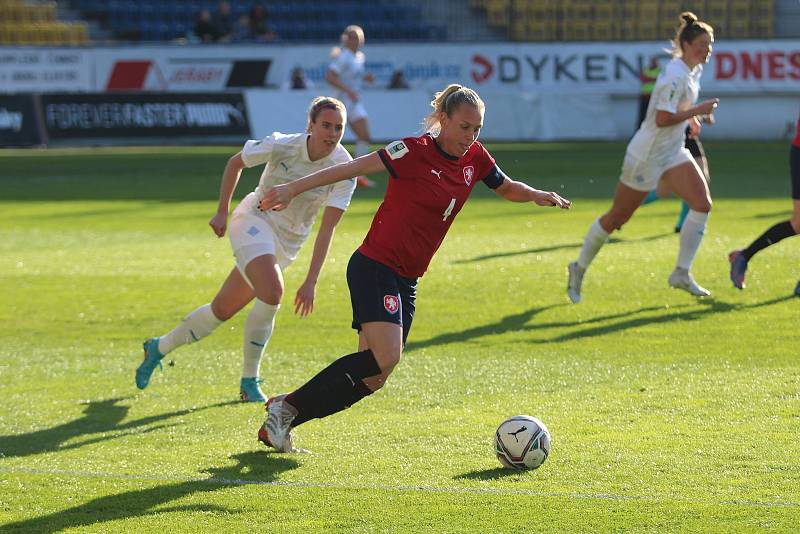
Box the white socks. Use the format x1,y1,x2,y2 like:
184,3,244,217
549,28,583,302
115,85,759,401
158,304,222,355
677,210,709,270
577,218,610,270
242,299,279,378
355,140,369,158
155,299,279,379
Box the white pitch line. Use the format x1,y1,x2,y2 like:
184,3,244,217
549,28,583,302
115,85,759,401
1,466,798,509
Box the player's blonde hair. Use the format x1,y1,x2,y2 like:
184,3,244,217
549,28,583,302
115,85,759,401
671,12,713,58
307,96,346,132
331,25,365,58
423,84,485,135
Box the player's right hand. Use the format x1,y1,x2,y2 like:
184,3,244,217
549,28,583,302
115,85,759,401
259,184,293,212
696,98,719,116
209,212,227,237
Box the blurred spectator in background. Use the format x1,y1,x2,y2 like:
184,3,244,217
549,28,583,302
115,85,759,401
638,56,660,126
283,67,314,90
388,70,410,89
213,1,234,43
194,9,217,43
233,14,251,42
249,2,276,41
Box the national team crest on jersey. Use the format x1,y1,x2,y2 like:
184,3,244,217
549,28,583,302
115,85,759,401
463,166,474,186
383,295,399,314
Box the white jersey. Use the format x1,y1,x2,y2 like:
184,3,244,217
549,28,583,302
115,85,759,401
239,132,355,259
627,58,703,165
329,48,365,95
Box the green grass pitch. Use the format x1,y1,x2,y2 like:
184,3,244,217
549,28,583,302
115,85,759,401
1,141,798,532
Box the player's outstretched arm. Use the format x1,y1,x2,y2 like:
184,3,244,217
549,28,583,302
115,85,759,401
494,177,571,209
655,98,719,127
295,206,344,317
209,152,246,237
260,152,383,211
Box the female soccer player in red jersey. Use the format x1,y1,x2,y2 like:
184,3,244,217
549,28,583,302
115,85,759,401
254,83,571,452
729,113,800,294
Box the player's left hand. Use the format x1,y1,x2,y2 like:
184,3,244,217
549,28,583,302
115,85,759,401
533,190,571,209
294,279,316,317
209,211,228,237
688,116,702,139
702,113,715,125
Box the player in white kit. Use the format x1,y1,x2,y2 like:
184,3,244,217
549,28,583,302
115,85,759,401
325,24,376,188
567,12,719,303
136,97,356,402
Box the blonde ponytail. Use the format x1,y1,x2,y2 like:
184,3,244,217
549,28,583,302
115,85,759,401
423,83,485,135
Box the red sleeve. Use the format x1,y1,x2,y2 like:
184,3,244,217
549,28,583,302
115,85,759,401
378,137,418,180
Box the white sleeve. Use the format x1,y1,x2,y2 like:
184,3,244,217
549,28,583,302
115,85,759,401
326,148,356,210
329,52,346,74
653,73,685,114
240,133,279,168
327,178,357,211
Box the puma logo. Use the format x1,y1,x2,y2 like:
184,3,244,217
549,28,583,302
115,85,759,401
507,426,527,443
431,169,443,179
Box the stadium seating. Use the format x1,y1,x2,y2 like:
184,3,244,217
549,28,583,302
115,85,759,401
0,0,780,44
476,0,776,42
0,0,89,45
63,0,434,43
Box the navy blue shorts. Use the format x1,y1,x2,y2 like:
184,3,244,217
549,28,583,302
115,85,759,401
347,250,417,344
791,145,800,200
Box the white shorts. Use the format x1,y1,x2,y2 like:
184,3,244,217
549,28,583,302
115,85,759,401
228,202,292,287
342,96,368,122
619,147,694,191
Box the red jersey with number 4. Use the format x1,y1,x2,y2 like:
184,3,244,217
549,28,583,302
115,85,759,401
360,134,496,278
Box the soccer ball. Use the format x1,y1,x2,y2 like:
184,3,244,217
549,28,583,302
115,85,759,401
494,415,551,470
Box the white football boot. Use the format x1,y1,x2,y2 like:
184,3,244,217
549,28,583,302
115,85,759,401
668,267,711,297
258,394,297,453
567,261,585,304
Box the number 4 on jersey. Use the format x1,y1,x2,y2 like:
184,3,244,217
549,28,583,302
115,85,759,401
442,198,456,221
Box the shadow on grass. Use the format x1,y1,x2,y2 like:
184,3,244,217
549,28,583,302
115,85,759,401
752,209,793,220
538,295,795,344
454,467,526,480
0,398,239,459
404,304,564,352
405,295,794,351
454,233,672,264
0,451,298,534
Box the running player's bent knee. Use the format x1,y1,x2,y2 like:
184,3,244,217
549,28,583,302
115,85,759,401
690,198,712,213
253,281,283,306
371,348,401,373
210,300,235,321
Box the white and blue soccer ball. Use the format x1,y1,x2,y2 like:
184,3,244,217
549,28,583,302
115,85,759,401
494,415,551,470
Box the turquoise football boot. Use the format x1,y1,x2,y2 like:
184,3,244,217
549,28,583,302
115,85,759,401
136,338,164,390
239,376,267,402
240,377,267,402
